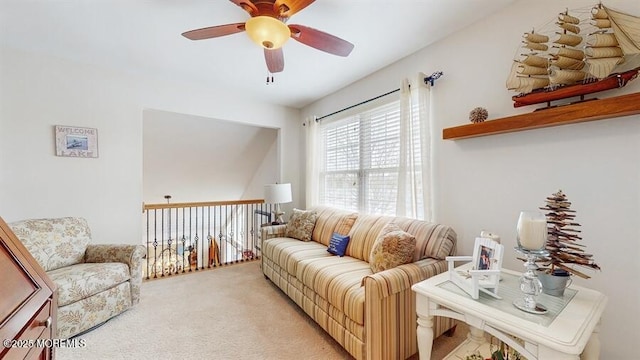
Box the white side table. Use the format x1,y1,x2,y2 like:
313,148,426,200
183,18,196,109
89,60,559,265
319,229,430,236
412,263,607,360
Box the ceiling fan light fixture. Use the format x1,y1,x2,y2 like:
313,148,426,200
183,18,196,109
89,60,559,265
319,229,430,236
245,16,291,49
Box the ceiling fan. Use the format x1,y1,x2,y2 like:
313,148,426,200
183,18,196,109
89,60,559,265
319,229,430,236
182,0,354,73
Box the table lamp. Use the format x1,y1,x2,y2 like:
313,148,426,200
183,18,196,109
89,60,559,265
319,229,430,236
264,183,292,224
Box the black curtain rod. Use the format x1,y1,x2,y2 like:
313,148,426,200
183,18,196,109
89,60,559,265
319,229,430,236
315,88,400,122
315,71,443,122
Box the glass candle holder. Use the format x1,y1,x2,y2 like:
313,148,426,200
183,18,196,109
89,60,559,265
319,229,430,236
513,211,549,314
516,211,547,251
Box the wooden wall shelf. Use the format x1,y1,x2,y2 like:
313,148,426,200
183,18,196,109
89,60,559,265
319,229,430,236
442,92,640,140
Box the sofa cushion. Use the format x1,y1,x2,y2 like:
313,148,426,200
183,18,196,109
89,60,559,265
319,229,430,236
369,223,416,273
296,256,370,325
346,214,395,262
327,233,350,257
48,262,131,306
9,217,92,271
262,237,331,275
311,206,358,246
285,209,317,242
392,218,457,260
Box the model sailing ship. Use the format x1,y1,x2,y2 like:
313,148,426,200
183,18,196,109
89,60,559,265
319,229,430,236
506,3,640,108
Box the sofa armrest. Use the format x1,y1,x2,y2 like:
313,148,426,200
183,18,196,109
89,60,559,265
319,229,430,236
363,258,451,360
85,244,146,305
362,258,445,298
261,224,287,241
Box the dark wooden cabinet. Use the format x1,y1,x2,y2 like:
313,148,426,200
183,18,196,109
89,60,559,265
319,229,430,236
0,217,57,360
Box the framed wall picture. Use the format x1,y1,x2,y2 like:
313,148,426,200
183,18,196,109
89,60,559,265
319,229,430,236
55,125,98,158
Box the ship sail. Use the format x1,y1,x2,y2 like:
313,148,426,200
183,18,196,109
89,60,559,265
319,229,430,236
506,62,550,93
507,3,640,108
550,10,586,86
603,6,640,55
522,54,549,67
505,30,550,93
556,47,585,60
585,9,624,79
586,5,640,79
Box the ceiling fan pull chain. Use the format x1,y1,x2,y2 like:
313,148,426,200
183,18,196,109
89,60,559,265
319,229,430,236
266,73,275,85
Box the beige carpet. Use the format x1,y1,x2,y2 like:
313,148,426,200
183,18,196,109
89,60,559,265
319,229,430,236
57,262,466,360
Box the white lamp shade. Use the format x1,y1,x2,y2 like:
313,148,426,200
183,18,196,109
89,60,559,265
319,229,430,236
264,183,292,204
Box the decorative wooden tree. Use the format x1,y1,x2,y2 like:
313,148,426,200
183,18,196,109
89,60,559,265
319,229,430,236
539,190,600,279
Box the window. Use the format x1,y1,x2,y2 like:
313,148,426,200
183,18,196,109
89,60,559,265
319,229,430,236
319,100,420,216
311,77,431,220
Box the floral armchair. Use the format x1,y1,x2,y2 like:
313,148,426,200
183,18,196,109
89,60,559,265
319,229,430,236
9,217,145,339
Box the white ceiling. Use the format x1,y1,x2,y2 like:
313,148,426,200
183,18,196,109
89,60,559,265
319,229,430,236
0,0,517,109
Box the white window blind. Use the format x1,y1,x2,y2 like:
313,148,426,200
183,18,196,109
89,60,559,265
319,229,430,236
319,100,408,216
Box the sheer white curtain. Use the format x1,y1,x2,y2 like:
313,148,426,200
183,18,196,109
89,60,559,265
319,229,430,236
397,73,432,221
304,117,319,208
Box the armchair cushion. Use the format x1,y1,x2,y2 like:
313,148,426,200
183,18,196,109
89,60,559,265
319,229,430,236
48,262,130,307
9,217,91,271
85,244,146,304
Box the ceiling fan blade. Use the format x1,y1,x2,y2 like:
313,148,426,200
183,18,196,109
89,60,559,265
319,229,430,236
182,23,246,40
264,48,284,73
288,25,354,57
230,0,258,16
274,0,315,18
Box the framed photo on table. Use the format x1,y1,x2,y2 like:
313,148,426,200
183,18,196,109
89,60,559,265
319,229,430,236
446,237,504,299
472,237,502,271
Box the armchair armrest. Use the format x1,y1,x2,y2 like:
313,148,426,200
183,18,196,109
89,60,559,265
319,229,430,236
85,244,146,305
260,224,287,241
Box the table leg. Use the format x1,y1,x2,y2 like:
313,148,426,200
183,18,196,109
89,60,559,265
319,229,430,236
467,326,485,346
581,321,601,360
416,314,434,360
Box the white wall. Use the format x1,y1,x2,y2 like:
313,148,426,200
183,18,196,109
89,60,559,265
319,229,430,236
142,109,278,203
0,46,302,245
302,0,640,358
241,137,279,200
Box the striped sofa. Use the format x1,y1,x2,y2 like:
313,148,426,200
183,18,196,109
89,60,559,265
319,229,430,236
261,206,457,360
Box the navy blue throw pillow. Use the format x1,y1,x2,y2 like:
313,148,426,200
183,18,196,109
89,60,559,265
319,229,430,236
327,233,350,257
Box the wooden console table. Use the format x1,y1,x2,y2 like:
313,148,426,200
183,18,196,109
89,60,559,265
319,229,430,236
412,263,607,359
